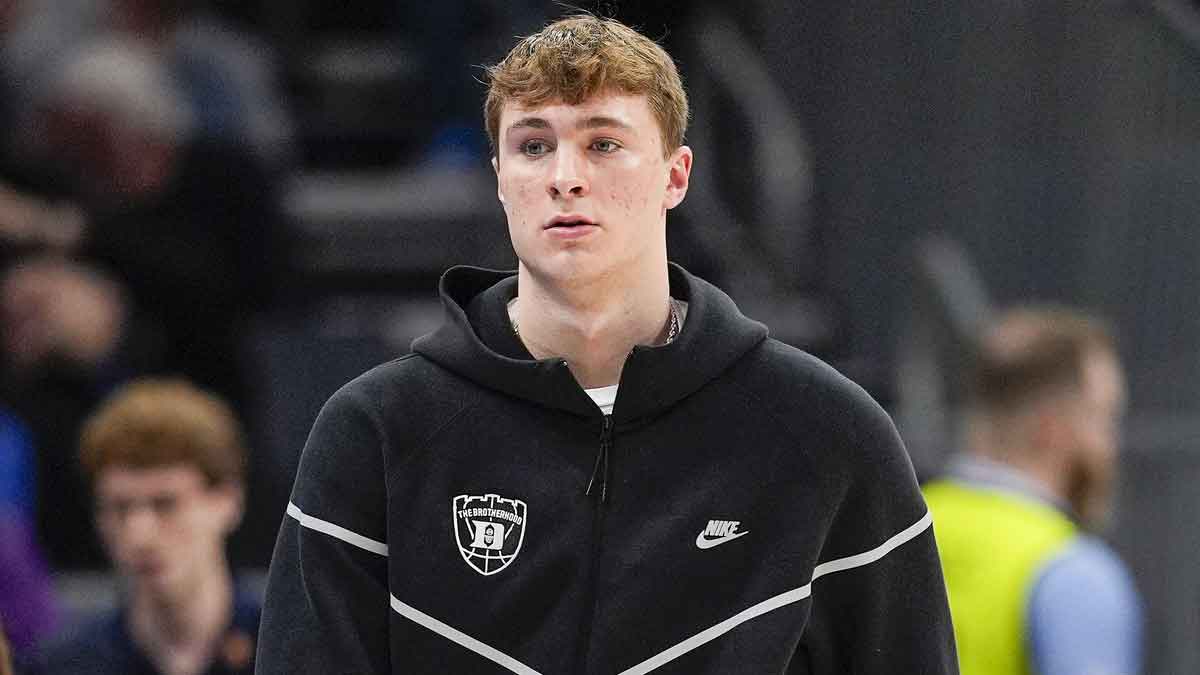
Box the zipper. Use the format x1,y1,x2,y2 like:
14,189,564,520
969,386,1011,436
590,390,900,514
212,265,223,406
585,415,615,502
576,414,615,673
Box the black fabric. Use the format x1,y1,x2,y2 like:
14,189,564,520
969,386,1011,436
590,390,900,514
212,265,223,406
258,264,958,674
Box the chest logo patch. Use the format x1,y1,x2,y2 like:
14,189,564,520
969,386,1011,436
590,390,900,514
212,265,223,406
453,493,527,576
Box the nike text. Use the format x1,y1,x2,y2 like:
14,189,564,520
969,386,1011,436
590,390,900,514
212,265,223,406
696,520,749,549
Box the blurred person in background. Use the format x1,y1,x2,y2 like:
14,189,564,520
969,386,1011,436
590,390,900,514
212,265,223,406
924,306,1142,675
0,37,279,568
0,0,101,139
21,377,259,675
6,35,277,403
0,256,146,567
0,179,87,262
107,0,295,168
29,37,278,366
0,0,293,169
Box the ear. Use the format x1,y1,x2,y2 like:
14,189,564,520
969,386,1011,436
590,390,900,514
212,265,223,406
663,145,693,211
211,481,245,534
492,156,505,205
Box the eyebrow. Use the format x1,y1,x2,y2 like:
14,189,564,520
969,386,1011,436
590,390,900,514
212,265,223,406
578,116,634,131
506,115,636,135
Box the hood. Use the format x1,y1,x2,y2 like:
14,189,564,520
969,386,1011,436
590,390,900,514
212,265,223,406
411,263,768,422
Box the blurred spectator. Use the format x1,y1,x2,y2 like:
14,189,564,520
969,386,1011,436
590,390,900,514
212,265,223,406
924,307,1142,675
110,0,295,168
2,257,129,375
0,407,59,659
0,256,149,567
2,37,278,568
26,36,277,404
0,0,103,140
0,179,85,263
21,378,259,675
0,0,293,169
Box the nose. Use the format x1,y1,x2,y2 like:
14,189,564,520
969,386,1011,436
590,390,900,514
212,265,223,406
549,146,588,198
121,506,160,548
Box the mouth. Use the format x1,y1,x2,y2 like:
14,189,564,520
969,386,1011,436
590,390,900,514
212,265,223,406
129,557,167,578
544,215,598,230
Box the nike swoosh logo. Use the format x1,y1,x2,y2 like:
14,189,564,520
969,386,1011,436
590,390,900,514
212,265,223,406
695,530,749,549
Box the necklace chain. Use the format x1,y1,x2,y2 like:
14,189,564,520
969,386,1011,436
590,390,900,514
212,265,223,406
511,298,680,346
664,298,680,343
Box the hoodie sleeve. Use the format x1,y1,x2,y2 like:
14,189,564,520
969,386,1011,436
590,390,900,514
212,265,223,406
798,391,959,674
256,383,391,673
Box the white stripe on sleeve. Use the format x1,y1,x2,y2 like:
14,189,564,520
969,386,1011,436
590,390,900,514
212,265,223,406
286,501,389,557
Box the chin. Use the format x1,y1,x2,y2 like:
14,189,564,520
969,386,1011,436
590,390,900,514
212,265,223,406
522,252,612,286
134,568,184,599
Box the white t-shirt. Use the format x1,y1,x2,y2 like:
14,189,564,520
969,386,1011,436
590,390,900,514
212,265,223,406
584,385,619,415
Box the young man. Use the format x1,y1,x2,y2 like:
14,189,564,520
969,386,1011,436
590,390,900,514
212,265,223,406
925,307,1142,675
259,14,957,674
25,378,259,675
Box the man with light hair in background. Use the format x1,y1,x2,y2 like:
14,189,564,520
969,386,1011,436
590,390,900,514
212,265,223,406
925,306,1142,675
23,378,259,675
259,13,957,674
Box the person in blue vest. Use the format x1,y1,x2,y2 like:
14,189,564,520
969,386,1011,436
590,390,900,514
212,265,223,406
22,378,259,675
925,306,1142,675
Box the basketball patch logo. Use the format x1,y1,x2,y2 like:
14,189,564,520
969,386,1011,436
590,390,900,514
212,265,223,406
452,493,527,576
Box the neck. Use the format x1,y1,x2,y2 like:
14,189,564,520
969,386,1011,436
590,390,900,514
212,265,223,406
129,562,233,654
514,262,672,388
966,415,1070,503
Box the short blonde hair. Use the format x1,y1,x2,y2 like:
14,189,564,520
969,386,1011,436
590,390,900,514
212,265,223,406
80,378,247,485
484,14,689,157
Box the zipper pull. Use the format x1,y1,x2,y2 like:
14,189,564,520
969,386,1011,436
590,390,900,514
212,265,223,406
585,415,614,503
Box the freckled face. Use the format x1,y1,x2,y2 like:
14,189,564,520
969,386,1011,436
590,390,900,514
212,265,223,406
493,93,691,287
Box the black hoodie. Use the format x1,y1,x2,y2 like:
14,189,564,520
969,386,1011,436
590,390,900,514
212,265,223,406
258,264,958,674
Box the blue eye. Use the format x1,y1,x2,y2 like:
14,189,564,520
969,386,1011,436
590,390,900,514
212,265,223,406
520,140,550,156
592,139,619,153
